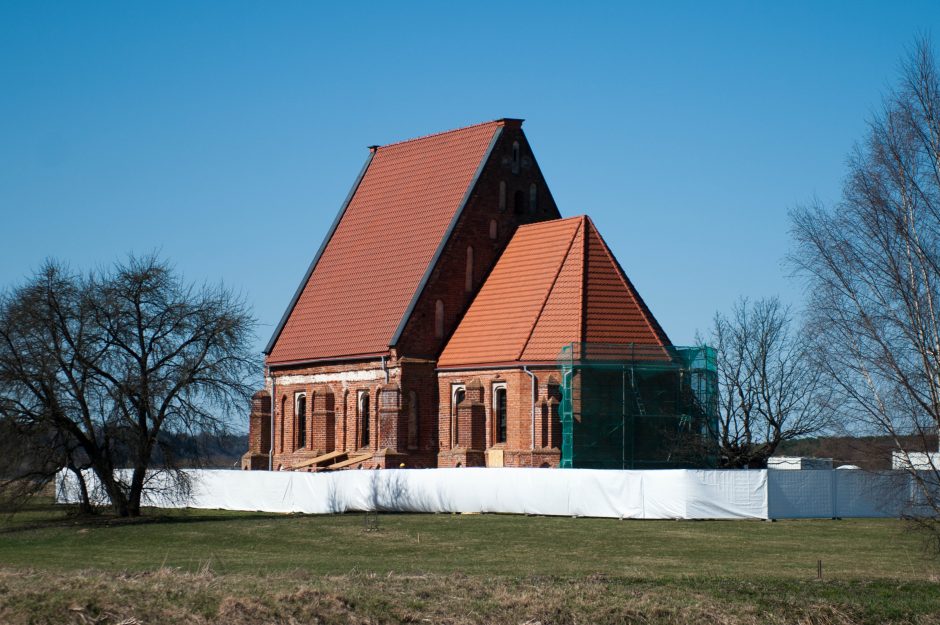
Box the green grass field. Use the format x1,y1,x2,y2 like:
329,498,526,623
1,503,939,624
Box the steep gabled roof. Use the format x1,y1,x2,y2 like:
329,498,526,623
438,216,670,368
266,120,505,365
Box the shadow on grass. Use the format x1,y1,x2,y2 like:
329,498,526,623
0,502,298,534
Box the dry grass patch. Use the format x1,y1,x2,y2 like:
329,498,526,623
1,568,939,625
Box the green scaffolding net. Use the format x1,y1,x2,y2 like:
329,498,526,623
559,343,718,469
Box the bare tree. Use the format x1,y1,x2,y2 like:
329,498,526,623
707,297,830,468
0,255,258,516
790,39,940,538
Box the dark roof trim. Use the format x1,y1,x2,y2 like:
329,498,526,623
520,130,562,220
263,151,376,355
388,124,505,348
436,361,561,372
268,351,389,370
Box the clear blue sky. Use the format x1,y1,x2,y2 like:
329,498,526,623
1,1,937,355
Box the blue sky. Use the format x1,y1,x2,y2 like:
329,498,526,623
1,1,937,354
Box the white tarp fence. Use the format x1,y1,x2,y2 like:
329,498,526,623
56,468,767,519
55,468,930,520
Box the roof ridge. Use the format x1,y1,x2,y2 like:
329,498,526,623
375,119,505,151
578,215,587,347
584,216,672,346
516,219,584,361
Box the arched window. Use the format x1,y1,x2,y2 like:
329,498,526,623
499,181,506,212
529,183,538,213
295,393,307,450
408,390,418,449
358,390,370,448
465,246,474,292
511,141,520,174
493,383,507,444
435,299,444,339
489,219,498,240
513,190,525,215
451,384,466,447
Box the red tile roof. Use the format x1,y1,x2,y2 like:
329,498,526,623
438,216,670,368
266,120,503,365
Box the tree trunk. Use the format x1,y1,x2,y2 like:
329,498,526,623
127,465,146,517
66,464,93,515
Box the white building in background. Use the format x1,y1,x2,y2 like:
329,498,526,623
767,456,833,470
892,451,940,471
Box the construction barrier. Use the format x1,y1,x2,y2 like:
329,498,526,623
55,468,929,520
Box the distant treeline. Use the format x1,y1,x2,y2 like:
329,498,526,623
152,431,249,469
0,427,248,479
777,434,939,470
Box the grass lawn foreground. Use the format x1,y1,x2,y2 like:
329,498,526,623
1,503,939,624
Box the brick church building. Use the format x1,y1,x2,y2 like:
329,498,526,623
242,119,672,471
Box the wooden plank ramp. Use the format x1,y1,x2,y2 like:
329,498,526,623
326,453,373,470
291,450,347,470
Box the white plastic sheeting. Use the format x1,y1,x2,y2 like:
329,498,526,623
56,468,767,520
56,467,930,519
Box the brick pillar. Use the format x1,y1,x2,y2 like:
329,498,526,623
311,387,335,454
454,379,486,465
241,390,271,470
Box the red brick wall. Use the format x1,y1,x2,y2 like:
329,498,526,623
397,360,440,468
266,359,384,470
436,367,564,468
260,358,447,470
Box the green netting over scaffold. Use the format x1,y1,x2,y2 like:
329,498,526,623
559,343,718,469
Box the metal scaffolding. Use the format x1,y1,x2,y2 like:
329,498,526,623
559,343,718,469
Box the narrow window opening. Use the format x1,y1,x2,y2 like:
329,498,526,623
511,141,520,174
498,181,506,212
465,246,474,292
279,396,286,453
489,219,498,240
493,384,507,444
529,183,538,213
435,299,445,339
358,391,370,448
451,385,466,447
296,393,307,450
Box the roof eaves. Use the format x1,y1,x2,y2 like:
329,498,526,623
436,360,561,372
263,150,376,355
388,124,505,348
268,351,389,369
